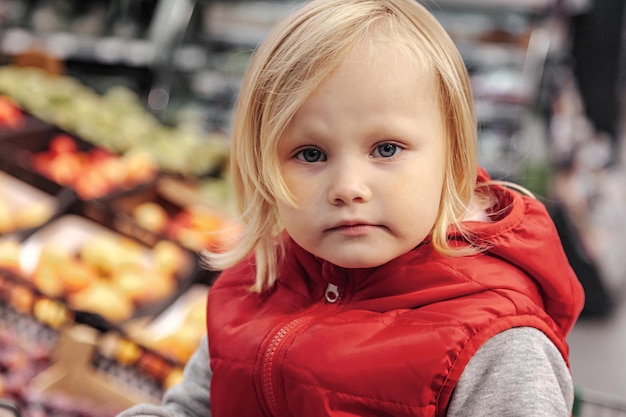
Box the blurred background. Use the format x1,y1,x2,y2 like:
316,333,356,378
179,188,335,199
0,0,624,416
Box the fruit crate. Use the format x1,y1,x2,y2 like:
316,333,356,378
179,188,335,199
0,159,75,240
81,181,184,249
0,198,201,328
83,176,237,285
0,96,55,141
0,271,183,416
0,129,158,201
123,283,210,367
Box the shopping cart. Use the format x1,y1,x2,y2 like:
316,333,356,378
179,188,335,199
0,401,20,417
574,388,626,416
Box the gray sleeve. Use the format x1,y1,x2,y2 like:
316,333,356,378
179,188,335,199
446,327,574,417
116,336,212,417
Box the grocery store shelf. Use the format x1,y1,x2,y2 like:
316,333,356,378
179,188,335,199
0,28,156,67
428,0,553,14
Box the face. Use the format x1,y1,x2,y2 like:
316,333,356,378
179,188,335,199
276,39,446,268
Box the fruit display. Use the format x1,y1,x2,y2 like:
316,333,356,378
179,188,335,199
6,211,196,324
0,239,22,273
0,96,24,130
0,96,54,141
0,269,72,332
124,284,209,365
0,66,230,178
102,176,240,254
133,201,239,253
0,274,180,416
0,65,237,411
95,329,185,399
0,171,56,235
27,133,159,200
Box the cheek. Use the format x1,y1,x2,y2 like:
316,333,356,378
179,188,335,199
281,166,315,198
395,174,444,226
276,200,294,224
276,199,307,234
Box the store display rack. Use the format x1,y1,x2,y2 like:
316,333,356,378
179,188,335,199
0,0,160,96
0,101,221,415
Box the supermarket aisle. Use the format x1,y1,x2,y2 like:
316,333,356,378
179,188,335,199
570,290,626,412
568,296,626,403
567,131,626,404
559,26,626,394
554,143,626,402
563,77,626,407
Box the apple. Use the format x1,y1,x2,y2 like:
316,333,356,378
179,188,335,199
0,96,24,129
0,239,21,271
133,202,169,233
48,134,77,154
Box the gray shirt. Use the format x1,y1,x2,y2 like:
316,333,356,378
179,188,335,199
117,327,573,417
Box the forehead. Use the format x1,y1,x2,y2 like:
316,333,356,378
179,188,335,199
294,38,439,122
340,36,434,85
341,26,434,76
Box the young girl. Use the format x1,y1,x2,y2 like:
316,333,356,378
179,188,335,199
118,0,584,416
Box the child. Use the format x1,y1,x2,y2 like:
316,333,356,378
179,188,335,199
118,0,585,416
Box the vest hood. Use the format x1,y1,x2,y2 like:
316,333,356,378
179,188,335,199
460,170,585,336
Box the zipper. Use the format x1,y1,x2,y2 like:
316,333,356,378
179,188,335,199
325,283,339,303
261,283,341,416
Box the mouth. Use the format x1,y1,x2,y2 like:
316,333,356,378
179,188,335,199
326,221,384,236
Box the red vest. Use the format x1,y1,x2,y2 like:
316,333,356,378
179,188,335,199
207,182,584,417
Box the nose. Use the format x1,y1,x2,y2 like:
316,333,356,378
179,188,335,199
328,164,372,205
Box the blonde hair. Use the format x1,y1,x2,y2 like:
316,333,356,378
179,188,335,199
205,0,480,292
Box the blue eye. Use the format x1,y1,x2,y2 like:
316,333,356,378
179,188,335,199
296,148,327,162
373,143,400,158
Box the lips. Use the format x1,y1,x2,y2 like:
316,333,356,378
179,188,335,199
326,220,383,233
328,219,367,229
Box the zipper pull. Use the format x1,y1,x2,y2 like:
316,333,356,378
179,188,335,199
325,283,339,303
